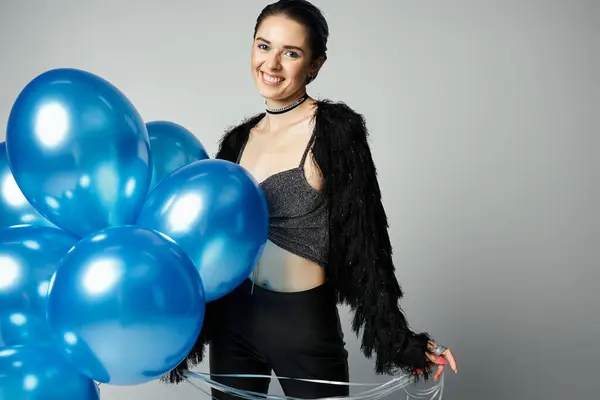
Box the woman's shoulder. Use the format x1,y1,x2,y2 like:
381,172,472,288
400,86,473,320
315,98,364,121
224,112,265,137
314,98,369,144
310,98,375,179
216,112,265,160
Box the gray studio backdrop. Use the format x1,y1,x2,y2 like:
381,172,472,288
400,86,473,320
0,1,597,399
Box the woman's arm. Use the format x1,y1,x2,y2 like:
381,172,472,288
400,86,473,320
318,102,433,382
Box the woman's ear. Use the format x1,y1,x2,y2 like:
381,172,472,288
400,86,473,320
309,55,326,77
307,55,326,84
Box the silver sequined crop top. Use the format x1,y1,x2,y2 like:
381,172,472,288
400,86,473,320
236,131,329,267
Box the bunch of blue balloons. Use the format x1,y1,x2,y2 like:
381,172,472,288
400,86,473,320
0,68,269,398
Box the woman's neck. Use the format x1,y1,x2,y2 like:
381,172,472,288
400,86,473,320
262,94,316,133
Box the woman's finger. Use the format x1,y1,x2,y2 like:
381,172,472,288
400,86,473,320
441,349,458,373
426,352,448,365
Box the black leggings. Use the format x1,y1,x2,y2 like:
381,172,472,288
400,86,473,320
208,278,350,399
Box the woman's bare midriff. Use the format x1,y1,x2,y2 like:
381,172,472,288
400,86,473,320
249,240,326,292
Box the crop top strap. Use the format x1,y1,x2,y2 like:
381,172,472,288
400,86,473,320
299,130,317,167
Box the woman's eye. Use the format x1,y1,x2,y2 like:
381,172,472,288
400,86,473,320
257,43,269,50
285,51,300,58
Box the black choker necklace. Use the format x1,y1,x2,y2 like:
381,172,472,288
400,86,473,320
265,94,308,114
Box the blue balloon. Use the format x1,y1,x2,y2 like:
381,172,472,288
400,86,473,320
5,68,152,238
0,345,100,400
136,159,269,302
0,309,54,348
0,226,78,347
46,226,205,385
0,142,56,229
147,121,210,191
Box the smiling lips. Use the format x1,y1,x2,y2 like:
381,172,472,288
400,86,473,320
261,71,284,86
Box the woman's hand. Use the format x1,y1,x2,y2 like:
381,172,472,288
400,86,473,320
413,340,458,381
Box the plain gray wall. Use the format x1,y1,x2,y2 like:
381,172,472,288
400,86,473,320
1,1,598,399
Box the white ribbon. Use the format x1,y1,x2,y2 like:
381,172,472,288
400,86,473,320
184,371,444,400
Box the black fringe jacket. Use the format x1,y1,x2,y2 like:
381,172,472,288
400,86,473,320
161,99,434,385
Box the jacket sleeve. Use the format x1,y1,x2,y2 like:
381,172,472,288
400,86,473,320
322,104,434,382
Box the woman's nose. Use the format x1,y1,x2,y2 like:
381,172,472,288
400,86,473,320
266,52,282,70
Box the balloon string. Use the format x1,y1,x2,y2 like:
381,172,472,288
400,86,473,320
184,371,444,400
186,371,442,400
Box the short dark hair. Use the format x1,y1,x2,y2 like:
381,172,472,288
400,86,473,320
254,0,329,83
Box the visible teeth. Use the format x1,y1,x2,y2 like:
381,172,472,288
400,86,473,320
263,73,282,83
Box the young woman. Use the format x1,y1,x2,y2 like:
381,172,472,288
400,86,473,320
162,1,457,398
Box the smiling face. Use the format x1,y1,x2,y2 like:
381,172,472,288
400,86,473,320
251,15,322,107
